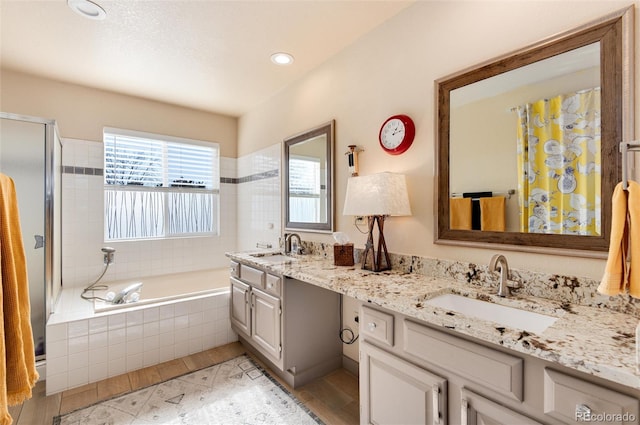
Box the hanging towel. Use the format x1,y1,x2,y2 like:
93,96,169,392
0,173,38,425
463,192,492,230
450,197,472,230
479,196,506,231
598,182,629,296
627,181,640,298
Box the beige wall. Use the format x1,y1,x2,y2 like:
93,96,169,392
0,69,237,157
238,0,637,279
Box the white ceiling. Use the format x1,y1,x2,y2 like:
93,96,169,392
0,0,413,117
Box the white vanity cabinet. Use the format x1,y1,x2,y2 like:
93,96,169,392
231,276,282,359
360,341,447,425
230,262,283,361
230,278,251,335
229,260,342,388
359,304,640,425
250,286,281,359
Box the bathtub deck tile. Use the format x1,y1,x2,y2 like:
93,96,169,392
108,313,126,330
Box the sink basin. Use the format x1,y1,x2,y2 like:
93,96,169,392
425,294,557,334
250,253,298,263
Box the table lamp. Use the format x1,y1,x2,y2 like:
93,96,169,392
343,172,411,272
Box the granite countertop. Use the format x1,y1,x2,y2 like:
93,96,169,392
226,251,640,390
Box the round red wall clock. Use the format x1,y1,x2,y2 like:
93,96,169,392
379,114,415,155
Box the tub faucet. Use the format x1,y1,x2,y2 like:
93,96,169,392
489,254,512,297
284,233,303,255
111,282,143,304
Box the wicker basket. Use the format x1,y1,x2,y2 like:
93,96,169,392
334,243,354,266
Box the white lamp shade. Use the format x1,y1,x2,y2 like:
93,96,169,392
343,172,411,216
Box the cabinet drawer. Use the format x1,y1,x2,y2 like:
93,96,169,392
461,388,541,425
361,305,394,347
264,274,281,296
404,320,523,401
230,261,240,278
543,368,639,424
241,264,264,288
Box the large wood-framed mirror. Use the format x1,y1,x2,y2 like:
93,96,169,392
284,120,335,233
436,7,633,255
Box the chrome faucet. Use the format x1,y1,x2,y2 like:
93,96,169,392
284,233,302,255
111,282,143,304
489,254,511,297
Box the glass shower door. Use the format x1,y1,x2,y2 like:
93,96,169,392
0,116,46,358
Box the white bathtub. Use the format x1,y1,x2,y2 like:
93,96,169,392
93,268,230,312
46,267,237,394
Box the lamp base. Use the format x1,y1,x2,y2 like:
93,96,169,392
361,215,391,272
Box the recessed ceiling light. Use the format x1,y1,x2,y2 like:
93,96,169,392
270,52,294,66
67,0,107,20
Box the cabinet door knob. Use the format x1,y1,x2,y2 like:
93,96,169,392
576,404,592,420
367,322,377,332
267,282,273,289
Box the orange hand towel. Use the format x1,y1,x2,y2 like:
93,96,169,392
0,174,38,425
627,181,640,298
450,197,472,230
479,196,506,232
598,182,629,296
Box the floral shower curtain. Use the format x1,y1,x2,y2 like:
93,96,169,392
516,87,601,235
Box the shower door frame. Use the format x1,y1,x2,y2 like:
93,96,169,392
0,112,62,361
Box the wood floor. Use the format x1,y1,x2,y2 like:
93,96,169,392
8,341,359,425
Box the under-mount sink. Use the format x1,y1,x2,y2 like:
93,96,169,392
425,294,558,334
250,253,298,263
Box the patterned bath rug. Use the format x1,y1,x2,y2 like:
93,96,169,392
53,355,323,425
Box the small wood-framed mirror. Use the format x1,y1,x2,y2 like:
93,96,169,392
436,8,633,255
284,120,335,233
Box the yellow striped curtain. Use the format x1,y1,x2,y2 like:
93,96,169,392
516,88,601,235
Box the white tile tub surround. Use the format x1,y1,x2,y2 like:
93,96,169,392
220,155,238,252
51,138,280,394
46,292,236,395
237,143,281,251
61,137,237,288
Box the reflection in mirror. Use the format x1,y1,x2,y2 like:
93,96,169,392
437,8,632,253
450,43,601,235
284,120,334,232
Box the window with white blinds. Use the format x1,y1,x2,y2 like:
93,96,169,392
104,128,219,240
288,156,321,223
